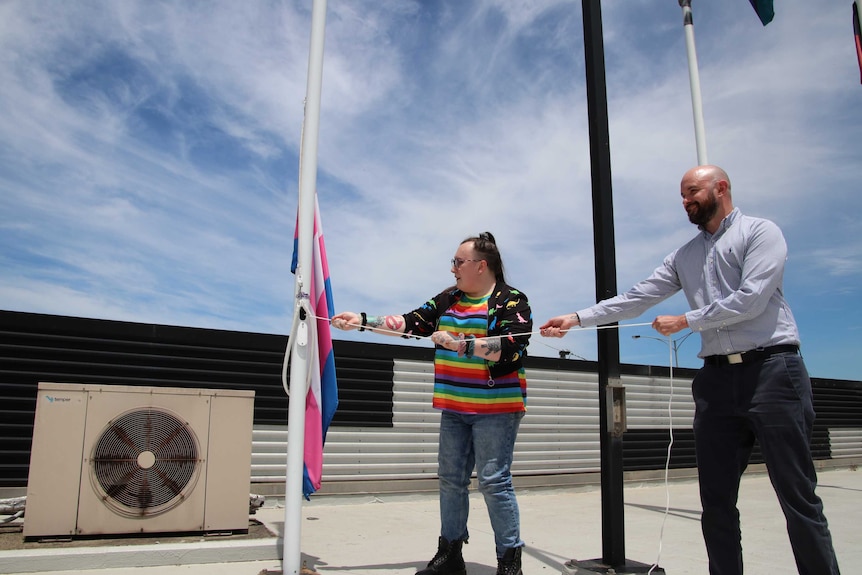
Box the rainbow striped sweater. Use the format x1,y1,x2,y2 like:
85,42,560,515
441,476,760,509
402,283,532,414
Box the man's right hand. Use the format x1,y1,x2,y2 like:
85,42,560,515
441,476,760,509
539,313,580,338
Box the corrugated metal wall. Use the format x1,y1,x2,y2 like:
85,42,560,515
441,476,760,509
251,360,862,489
2,310,861,496
251,361,615,483
0,310,400,490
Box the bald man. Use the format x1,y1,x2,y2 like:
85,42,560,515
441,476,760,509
541,165,839,575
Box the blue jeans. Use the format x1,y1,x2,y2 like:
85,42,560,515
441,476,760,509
437,410,524,558
692,352,840,575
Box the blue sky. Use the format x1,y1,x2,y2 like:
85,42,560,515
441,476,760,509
1,1,860,380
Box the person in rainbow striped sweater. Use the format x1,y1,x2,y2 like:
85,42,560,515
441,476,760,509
332,231,532,575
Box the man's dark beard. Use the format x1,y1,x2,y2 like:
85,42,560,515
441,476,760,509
687,191,718,227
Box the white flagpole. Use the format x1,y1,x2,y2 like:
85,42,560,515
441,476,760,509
678,0,709,165
284,0,328,573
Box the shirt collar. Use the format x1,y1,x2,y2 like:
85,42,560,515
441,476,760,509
701,207,740,239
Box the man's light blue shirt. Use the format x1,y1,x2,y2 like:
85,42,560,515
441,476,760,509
577,208,800,358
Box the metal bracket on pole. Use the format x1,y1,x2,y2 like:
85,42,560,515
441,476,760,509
605,378,626,438
296,316,308,347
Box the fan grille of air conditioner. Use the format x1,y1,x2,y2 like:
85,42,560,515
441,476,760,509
90,407,201,517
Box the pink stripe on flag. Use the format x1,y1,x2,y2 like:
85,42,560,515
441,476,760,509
854,1,862,84
293,195,338,498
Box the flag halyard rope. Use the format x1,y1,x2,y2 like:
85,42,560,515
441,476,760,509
306,311,678,572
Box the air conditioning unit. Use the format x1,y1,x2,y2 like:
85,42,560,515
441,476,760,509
24,382,255,539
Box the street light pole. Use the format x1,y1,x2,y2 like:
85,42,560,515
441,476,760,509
632,331,695,367
560,349,589,361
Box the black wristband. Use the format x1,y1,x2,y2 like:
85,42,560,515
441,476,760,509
360,312,367,332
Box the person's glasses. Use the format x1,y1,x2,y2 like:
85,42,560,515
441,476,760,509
451,258,482,269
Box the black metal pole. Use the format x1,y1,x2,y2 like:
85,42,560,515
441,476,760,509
581,0,624,566
571,2,666,573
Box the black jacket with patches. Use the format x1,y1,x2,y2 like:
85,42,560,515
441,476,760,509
401,282,532,381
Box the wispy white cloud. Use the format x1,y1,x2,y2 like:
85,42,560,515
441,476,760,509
1,0,860,378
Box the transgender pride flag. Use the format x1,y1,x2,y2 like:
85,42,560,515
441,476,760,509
291,194,338,498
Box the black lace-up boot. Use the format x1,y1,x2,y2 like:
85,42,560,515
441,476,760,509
416,536,467,575
496,546,523,575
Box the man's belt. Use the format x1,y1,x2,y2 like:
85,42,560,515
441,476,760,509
703,344,799,366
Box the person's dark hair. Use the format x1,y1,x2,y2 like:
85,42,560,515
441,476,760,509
463,231,505,284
